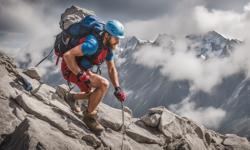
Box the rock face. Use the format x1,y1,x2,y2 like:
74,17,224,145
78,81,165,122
1,5,250,150
1,52,250,150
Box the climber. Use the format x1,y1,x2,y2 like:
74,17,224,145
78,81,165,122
61,19,127,133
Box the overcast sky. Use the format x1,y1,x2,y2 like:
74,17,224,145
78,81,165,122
1,0,250,80
1,0,250,78
1,0,250,33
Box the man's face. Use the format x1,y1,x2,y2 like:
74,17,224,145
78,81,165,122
107,35,120,49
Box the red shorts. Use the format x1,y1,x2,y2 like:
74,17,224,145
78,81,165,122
61,59,90,92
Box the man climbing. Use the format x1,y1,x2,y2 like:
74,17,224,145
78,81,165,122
61,19,127,133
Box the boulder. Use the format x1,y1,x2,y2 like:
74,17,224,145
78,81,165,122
0,96,21,143
100,129,163,150
23,67,41,81
141,113,161,128
158,108,182,138
126,123,165,145
166,134,207,150
98,103,132,131
223,134,250,150
32,83,56,104
14,94,96,141
0,117,94,150
149,106,166,114
0,62,22,143
0,65,19,99
55,84,69,99
124,106,133,116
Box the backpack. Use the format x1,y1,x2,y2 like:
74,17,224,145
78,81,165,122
54,15,105,65
35,6,109,70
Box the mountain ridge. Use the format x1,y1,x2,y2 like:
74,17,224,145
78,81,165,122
0,51,250,149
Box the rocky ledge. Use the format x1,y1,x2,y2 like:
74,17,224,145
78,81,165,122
0,54,250,149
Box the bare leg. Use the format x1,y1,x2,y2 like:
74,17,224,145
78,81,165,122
73,92,91,100
87,73,109,113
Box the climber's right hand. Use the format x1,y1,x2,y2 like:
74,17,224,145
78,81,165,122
77,71,90,84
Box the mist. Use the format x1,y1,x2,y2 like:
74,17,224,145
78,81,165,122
131,2,250,93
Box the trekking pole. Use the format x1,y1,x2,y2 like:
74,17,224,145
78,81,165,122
121,102,125,150
35,48,54,67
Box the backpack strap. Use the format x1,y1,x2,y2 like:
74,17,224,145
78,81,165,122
81,32,104,66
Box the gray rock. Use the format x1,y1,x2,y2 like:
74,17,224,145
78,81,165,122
0,96,21,143
49,98,102,148
182,118,206,140
14,93,97,141
32,83,56,104
0,65,19,99
223,134,250,150
166,134,207,150
158,108,182,138
124,106,133,117
16,69,41,93
13,105,27,121
55,84,69,99
207,130,224,145
0,117,94,150
100,129,163,150
149,106,166,114
126,123,165,145
141,113,161,128
0,63,22,143
184,134,207,150
23,67,41,81
98,103,132,131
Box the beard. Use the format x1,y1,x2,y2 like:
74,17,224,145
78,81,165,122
106,39,117,49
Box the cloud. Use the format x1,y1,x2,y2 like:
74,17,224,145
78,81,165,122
1,0,250,84
0,0,61,71
131,2,250,93
124,0,203,40
124,1,250,40
133,34,250,92
194,4,250,40
169,96,226,129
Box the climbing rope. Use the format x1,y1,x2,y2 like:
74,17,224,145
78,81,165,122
35,48,54,67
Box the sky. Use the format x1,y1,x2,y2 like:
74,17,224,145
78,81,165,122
1,0,250,34
1,0,250,130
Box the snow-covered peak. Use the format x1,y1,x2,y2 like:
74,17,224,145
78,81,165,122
119,31,241,60
119,36,151,52
153,33,174,46
186,31,240,59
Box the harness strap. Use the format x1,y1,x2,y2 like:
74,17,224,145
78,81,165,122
56,43,63,66
63,68,75,92
35,48,54,67
96,65,102,75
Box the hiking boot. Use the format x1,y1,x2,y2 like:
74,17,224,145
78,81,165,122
83,111,104,133
64,93,81,113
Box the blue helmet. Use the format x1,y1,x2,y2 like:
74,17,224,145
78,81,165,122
104,20,125,38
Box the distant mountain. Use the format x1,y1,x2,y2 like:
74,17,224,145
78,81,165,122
103,31,250,140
